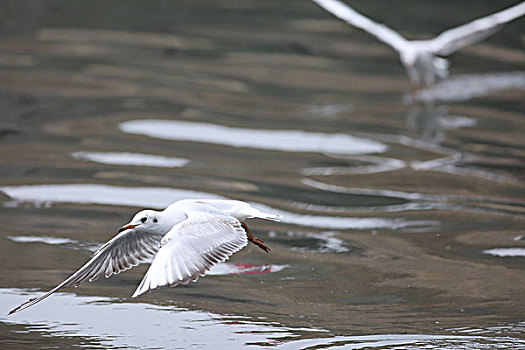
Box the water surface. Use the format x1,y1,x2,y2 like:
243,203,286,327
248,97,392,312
0,0,524,348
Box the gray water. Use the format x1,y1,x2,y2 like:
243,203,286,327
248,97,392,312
1,0,524,349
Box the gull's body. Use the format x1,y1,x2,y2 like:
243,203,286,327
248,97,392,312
9,199,279,314
312,0,525,89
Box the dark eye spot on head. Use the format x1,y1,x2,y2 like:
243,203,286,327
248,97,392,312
153,218,158,223
141,217,147,223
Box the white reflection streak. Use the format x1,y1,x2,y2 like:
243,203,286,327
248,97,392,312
0,289,297,349
301,178,427,201
3,289,523,349
250,202,424,230
206,264,289,275
307,102,353,120
422,164,520,185
483,248,525,257
275,334,480,350
302,156,406,176
287,231,350,253
420,71,525,102
301,177,525,205
0,184,224,209
71,152,190,168
411,154,520,185
438,115,477,130
7,236,103,253
119,119,388,155
293,201,450,214
370,133,458,157
304,152,518,185
300,178,525,217
7,236,78,245
0,184,428,230
410,154,460,171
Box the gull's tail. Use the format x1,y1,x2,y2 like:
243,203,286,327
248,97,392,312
204,200,282,222
244,206,282,222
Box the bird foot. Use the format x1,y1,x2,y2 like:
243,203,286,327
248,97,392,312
241,223,271,253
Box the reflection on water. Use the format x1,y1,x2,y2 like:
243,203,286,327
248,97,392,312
300,178,525,216
71,152,190,168
7,235,102,253
302,156,406,176
0,288,316,349
1,183,438,230
273,334,525,350
302,100,519,187
7,235,78,245
277,231,351,253
404,102,521,185
405,103,478,143
3,289,524,349
448,322,525,336
206,263,289,276
119,119,388,155
413,71,525,102
1,184,224,208
483,248,525,257
0,1,524,349
307,102,353,119
5,235,288,275
411,154,521,185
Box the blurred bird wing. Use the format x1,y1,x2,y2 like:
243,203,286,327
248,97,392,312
9,228,164,314
132,215,248,298
431,2,525,56
312,0,409,52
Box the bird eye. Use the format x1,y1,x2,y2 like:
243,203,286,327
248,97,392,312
153,218,158,223
141,217,147,223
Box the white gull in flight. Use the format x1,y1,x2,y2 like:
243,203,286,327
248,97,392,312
312,0,525,89
9,199,280,314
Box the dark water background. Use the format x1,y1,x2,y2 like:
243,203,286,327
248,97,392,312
1,0,524,348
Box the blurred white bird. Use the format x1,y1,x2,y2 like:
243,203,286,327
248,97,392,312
312,0,525,89
9,199,280,314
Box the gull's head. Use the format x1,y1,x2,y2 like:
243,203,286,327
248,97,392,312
118,209,160,233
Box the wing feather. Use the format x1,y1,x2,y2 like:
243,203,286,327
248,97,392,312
312,0,409,52
9,229,164,314
431,2,525,56
132,216,248,298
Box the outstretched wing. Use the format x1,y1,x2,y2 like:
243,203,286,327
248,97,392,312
9,229,164,314
312,0,409,52
132,215,248,298
431,2,525,56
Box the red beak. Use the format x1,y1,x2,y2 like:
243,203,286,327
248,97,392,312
118,224,138,233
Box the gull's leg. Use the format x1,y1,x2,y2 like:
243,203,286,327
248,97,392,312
411,82,422,96
241,223,270,253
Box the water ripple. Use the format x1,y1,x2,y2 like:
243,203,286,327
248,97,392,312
301,178,525,216
483,248,525,257
0,183,436,230
1,288,303,349
412,71,525,102
3,289,524,349
71,152,190,168
5,235,288,276
302,155,405,176
411,154,520,185
119,119,388,155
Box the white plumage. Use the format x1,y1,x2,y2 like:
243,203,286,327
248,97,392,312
312,0,525,89
9,199,280,314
